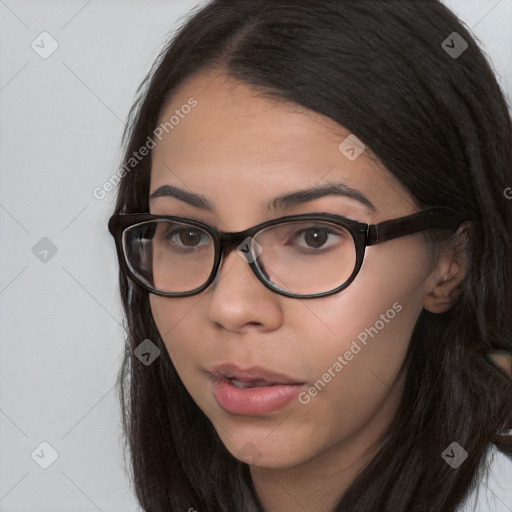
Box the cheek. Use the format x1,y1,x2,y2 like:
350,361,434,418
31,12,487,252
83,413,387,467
294,241,429,413
149,295,205,371
303,238,430,350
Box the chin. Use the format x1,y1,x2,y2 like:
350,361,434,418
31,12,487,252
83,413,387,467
218,433,311,469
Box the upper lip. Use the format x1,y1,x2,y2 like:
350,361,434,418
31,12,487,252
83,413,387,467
209,363,304,385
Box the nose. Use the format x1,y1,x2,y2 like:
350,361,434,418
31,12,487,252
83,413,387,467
206,240,283,332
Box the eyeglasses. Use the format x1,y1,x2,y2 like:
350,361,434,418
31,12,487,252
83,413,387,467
108,207,465,299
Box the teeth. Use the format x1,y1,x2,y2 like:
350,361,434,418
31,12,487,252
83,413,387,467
231,379,247,389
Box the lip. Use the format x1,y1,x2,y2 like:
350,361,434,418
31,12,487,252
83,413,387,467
208,363,306,415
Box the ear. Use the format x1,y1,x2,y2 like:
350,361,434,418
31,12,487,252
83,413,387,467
423,223,471,314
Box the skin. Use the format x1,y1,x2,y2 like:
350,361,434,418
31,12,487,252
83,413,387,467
147,69,467,512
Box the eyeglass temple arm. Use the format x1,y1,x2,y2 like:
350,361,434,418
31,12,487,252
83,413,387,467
366,207,467,245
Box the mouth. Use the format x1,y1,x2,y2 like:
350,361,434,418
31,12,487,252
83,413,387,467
209,362,304,386
228,378,286,389
208,363,306,415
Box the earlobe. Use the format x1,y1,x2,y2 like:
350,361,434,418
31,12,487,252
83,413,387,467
424,277,464,313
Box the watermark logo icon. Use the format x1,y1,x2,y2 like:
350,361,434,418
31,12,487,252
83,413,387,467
32,237,58,263
441,32,468,59
237,442,263,464
31,441,59,469
338,134,365,161
441,442,468,468
236,237,263,263
134,339,161,366
31,32,59,59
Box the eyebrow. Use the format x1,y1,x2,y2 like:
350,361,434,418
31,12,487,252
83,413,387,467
150,182,377,213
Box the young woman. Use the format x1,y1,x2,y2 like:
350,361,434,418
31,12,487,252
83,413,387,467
108,1,512,510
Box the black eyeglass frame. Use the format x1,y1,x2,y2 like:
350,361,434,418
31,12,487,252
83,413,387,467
108,207,466,299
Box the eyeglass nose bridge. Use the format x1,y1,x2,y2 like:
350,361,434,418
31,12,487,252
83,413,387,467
208,229,272,292
216,229,263,264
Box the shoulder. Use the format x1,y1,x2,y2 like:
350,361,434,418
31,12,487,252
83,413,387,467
457,442,512,512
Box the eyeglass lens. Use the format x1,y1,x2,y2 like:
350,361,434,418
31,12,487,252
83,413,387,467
122,219,357,295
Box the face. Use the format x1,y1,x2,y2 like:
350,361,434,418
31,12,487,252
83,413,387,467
147,70,437,470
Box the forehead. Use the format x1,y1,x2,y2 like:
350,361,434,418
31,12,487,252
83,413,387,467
150,70,416,219
154,71,375,160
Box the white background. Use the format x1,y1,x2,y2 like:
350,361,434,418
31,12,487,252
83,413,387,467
1,1,511,511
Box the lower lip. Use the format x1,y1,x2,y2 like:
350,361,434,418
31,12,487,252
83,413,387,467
212,377,305,415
